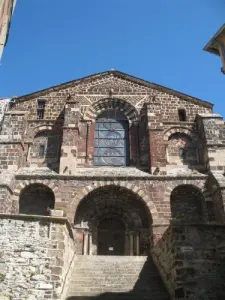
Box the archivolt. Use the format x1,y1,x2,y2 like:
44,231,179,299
164,127,194,141
11,180,60,213
68,181,159,224
83,98,139,123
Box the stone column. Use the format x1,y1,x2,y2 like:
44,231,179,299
86,121,95,166
59,100,80,175
146,102,167,174
129,231,134,256
89,232,92,255
135,123,140,167
124,231,129,255
83,231,88,255
92,230,97,255
135,232,140,256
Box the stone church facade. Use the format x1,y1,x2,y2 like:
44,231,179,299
1,70,225,299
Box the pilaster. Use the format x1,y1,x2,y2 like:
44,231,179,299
59,101,80,175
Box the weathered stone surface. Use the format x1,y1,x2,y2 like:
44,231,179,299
0,216,74,300
0,71,225,299
66,256,170,299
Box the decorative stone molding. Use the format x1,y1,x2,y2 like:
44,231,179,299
69,181,159,224
11,180,61,213
83,98,139,123
164,127,194,141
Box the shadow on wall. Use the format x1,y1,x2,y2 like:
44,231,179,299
170,184,205,222
29,110,64,173
167,133,199,170
66,256,170,300
74,185,153,256
67,225,225,300
45,110,64,173
19,183,55,215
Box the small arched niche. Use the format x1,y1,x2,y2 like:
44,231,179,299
29,130,61,172
19,183,55,215
167,133,198,166
170,184,204,222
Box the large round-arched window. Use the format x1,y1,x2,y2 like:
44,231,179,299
94,110,129,166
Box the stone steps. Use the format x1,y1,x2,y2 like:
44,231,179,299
65,256,170,300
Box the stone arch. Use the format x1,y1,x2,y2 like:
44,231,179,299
19,183,55,215
164,182,205,203
83,98,139,123
72,183,155,256
166,184,205,222
166,132,198,166
68,181,159,224
26,125,54,139
164,127,194,141
11,180,60,213
33,125,53,135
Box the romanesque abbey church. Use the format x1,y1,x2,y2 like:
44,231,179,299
1,70,225,300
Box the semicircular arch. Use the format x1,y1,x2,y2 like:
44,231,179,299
68,181,159,224
164,127,194,141
83,98,139,123
11,180,61,213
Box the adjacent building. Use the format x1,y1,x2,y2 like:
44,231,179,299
204,23,225,74
0,0,16,61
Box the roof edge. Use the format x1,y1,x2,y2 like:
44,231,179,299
15,70,213,109
203,23,225,55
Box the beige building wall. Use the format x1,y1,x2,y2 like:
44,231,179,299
0,0,16,61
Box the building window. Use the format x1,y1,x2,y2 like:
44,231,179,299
39,145,45,158
94,110,130,166
37,100,45,119
178,109,186,122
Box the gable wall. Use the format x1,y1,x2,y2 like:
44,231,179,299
11,75,212,123
6,75,212,172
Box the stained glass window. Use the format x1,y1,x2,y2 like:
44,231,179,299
94,110,129,166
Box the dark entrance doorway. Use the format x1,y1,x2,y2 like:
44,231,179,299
97,217,125,255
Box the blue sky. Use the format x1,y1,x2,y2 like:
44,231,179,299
0,1,224,115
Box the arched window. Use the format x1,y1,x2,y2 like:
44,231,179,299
94,110,130,166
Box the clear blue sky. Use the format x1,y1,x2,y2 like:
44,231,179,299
0,1,224,115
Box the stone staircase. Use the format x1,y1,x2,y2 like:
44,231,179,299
65,255,170,300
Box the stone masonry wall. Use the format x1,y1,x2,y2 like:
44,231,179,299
0,111,27,173
152,225,176,299
11,72,212,122
173,224,225,300
7,71,212,172
152,224,225,300
8,172,209,227
0,215,74,300
198,114,225,171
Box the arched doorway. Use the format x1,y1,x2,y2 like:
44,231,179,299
74,185,152,256
97,216,125,255
19,183,55,215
